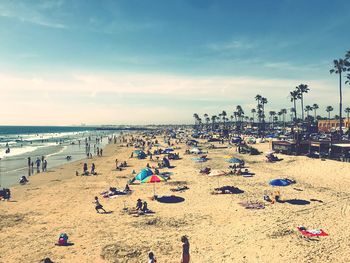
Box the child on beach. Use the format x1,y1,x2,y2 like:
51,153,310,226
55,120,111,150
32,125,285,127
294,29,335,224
94,196,106,213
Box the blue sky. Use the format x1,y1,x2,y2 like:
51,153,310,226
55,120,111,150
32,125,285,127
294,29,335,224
0,0,349,125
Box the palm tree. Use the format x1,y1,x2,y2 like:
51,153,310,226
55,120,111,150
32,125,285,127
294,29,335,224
211,115,217,130
281,108,287,129
236,105,244,131
304,105,313,120
296,84,310,121
193,113,199,129
326,106,334,130
269,111,276,128
345,107,350,139
290,90,298,123
251,109,256,123
255,94,262,123
312,104,319,121
330,59,349,135
221,110,227,129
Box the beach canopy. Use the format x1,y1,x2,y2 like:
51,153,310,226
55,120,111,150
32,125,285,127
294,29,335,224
141,174,166,183
135,168,153,181
226,158,243,164
269,179,291,187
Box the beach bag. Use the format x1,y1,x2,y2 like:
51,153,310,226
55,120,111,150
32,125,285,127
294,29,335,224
58,233,68,245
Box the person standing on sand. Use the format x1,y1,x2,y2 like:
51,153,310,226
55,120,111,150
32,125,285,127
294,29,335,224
181,236,190,263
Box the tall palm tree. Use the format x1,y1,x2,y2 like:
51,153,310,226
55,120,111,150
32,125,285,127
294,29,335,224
255,94,262,123
251,108,256,123
345,107,350,139
290,107,296,122
290,90,298,122
221,110,227,129
312,104,319,121
326,106,334,130
211,115,218,130
269,111,276,128
193,113,199,128
280,108,287,129
296,84,310,121
305,105,313,120
330,59,349,135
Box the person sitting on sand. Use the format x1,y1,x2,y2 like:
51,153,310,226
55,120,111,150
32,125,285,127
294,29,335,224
91,163,96,175
19,176,29,185
272,190,281,203
142,201,149,213
236,168,242,175
124,184,130,193
94,196,107,213
136,199,143,210
154,168,160,175
148,252,157,263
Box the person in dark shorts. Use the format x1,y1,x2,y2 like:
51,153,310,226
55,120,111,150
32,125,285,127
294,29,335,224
94,196,106,213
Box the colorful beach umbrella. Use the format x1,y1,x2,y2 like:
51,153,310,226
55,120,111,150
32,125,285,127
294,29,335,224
141,174,166,183
269,179,291,187
141,174,167,196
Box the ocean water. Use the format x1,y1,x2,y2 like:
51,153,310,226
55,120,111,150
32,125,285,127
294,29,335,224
0,126,120,187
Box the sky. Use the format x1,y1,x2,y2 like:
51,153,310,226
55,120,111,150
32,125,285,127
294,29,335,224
0,0,350,125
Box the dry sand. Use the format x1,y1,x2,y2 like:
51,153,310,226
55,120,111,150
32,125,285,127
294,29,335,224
1,136,350,263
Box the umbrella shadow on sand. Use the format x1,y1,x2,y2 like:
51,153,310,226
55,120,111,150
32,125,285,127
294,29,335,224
156,196,185,203
282,199,310,205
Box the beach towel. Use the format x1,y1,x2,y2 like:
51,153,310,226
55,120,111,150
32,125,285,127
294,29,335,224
297,226,328,237
239,201,265,209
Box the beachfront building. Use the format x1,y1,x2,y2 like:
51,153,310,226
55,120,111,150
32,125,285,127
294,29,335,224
318,119,350,132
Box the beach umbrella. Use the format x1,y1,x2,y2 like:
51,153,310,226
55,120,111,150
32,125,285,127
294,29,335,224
269,179,291,187
208,170,227,187
135,168,153,181
141,174,167,196
266,150,275,155
226,158,243,164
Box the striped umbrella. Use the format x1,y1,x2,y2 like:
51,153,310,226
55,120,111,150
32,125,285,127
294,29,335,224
141,174,167,196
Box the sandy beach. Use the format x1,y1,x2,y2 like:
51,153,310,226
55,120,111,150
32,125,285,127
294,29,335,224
1,134,350,263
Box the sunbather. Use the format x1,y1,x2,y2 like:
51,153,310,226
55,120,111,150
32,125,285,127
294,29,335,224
136,199,143,210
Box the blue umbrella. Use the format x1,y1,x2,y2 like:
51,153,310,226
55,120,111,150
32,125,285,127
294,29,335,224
226,158,243,164
135,168,153,181
269,179,291,187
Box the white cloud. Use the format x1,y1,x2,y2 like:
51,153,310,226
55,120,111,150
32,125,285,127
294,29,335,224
0,70,347,125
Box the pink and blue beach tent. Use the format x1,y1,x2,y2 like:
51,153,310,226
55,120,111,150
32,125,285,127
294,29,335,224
135,168,153,181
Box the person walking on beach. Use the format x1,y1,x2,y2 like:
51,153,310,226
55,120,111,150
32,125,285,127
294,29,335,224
27,157,31,168
100,148,103,156
94,196,106,213
181,236,190,263
35,158,41,173
43,160,48,172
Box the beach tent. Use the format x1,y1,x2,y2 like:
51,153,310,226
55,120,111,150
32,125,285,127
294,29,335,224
135,168,154,181
226,158,243,164
269,179,291,187
134,150,147,159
